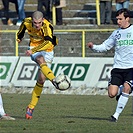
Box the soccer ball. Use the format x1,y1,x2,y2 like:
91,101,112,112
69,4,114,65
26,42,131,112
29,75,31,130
55,74,71,91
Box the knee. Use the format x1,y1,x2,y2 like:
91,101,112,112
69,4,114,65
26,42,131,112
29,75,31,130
123,82,132,93
108,85,118,98
108,91,116,98
108,93,116,98
37,80,45,85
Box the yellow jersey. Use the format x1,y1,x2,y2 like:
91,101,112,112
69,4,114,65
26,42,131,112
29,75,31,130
17,17,57,54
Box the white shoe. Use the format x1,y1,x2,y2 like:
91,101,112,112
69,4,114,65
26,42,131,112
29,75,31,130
0,114,15,120
16,21,22,26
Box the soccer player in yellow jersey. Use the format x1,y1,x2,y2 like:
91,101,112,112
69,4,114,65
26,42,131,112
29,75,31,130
17,11,58,119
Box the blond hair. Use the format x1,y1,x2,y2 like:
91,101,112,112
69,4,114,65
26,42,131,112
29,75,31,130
32,11,43,20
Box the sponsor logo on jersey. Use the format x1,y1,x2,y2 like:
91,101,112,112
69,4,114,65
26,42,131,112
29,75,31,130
118,40,133,46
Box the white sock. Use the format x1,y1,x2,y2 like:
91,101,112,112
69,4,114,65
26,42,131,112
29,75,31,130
113,92,129,120
0,93,6,116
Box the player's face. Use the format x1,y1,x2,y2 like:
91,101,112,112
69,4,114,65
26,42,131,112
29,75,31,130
116,13,130,28
33,17,44,30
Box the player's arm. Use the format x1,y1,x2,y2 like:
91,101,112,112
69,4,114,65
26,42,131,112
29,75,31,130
92,40,114,52
17,21,26,43
87,34,115,52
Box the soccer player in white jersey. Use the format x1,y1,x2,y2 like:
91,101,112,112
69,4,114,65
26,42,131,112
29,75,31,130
0,93,15,120
87,8,133,122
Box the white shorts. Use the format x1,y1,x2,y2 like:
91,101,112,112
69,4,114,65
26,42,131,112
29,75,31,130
31,51,54,68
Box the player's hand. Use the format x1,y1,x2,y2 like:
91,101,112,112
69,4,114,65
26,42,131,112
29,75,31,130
87,42,93,48
17,39,21,43
26,50,32,56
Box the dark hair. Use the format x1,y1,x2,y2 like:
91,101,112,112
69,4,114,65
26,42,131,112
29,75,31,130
116,8,130,18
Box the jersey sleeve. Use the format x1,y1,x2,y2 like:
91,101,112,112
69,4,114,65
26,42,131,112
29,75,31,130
17,19,27,40
92,31,116,52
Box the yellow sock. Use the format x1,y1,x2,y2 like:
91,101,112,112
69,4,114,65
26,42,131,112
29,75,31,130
28,82,43,109
40,63,55,81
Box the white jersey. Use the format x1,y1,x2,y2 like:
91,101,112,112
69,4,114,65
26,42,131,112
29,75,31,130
92,24,133,69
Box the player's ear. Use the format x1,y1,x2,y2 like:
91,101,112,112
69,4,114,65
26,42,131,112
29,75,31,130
126,17,130,22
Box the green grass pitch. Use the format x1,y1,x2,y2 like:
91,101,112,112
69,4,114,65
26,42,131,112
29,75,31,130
0,94,133,133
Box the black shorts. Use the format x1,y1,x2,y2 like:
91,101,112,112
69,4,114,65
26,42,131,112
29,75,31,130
108,68,133,87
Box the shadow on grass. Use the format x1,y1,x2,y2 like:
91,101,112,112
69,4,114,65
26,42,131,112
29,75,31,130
62,115,110,121
12,116,25,120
